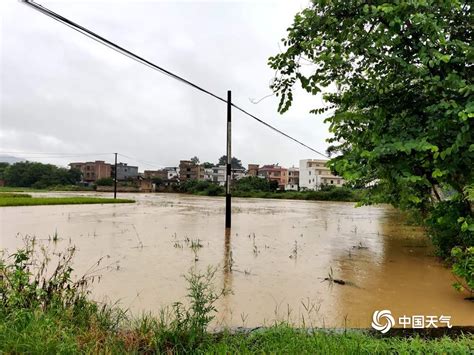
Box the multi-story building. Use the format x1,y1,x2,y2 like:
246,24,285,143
112,163,139,181
247,164,259,177
258,164,288,190
204,168,214,181
299,159,344,190
144,169,168,180
179,160,204,182
210,165,246,186
69,160,112,183
212,165,226,186
286,167,300,191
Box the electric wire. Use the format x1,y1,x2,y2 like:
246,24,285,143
21,0,329,159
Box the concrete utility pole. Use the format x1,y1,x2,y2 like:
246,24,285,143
114,152,117,199
225,90,232,229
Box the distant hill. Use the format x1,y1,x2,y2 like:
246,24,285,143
0,155,25,164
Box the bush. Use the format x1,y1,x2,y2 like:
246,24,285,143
426,200,474,259
179,180,224,196
95,177,114,186
451,247,474,294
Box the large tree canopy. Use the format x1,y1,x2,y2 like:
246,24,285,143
270,0,473,289
270,0,472,211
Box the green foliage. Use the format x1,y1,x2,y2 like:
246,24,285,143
202,162,214,169
217,155,244,169
426,200,474,258
0,162,9,179
451,246,474,293
190,156,200,165
179,179,224,196
0,196,134,207
270,0,473,291
95,177,114,186
234,176,274,192
3,162,82,188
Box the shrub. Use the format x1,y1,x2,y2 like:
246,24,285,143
451,247,474,294
95,177,114,186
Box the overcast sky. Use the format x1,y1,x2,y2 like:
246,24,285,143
1,0,333,170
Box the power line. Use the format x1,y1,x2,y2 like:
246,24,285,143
21,0,329,159
117,153,165,169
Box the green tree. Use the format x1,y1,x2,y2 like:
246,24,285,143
202,162,214,169
3,162,81,188
0,163,9,180
270,1,473,288
190,156,200,165
217,156,243,169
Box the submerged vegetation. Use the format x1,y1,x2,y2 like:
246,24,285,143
0,193,134,207
0,238,472,353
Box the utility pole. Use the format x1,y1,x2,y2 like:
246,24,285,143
114,152,117,199
225,90,232,229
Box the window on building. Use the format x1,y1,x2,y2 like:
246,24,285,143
309,179,311,184
331,180,334,184
309,171,311,175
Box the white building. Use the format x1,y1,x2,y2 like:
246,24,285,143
299,159,344,190
212,165,246,186
212,165,227,186
204,168,214,181
165,167,179,180
285,166,299,191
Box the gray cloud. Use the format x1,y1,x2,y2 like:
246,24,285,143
1,0,332,170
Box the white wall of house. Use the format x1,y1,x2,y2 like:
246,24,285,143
165,167,178,180
285,183,299,191
212,165,227,186
299,159,344,190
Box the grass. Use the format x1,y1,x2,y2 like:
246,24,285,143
0,185,94,193
1,237,472,354
0,196,134,207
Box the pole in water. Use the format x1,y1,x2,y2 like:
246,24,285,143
225,90,232,229
114,152,117,199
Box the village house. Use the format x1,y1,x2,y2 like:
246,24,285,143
247,164,259,177
286,166,300,191
299,159,344,190
69,160,112,183
112,162,139,181
144,169,168,180
258,164,288,190
179,160,204,182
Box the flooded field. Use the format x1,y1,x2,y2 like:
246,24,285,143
1,192,472,328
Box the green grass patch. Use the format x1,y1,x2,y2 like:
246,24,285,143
0,185,94,193
0,192,32,198
0,196,134,207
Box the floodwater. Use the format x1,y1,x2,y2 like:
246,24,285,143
1,192,472,328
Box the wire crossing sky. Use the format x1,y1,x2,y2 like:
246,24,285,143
20,0,329,159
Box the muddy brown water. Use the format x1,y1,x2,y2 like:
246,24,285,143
1,192,472,328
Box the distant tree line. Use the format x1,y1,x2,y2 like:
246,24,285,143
189,156,244,170
0,162,81,189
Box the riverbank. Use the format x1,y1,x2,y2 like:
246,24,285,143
0,193,134,206
1,240,471,354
